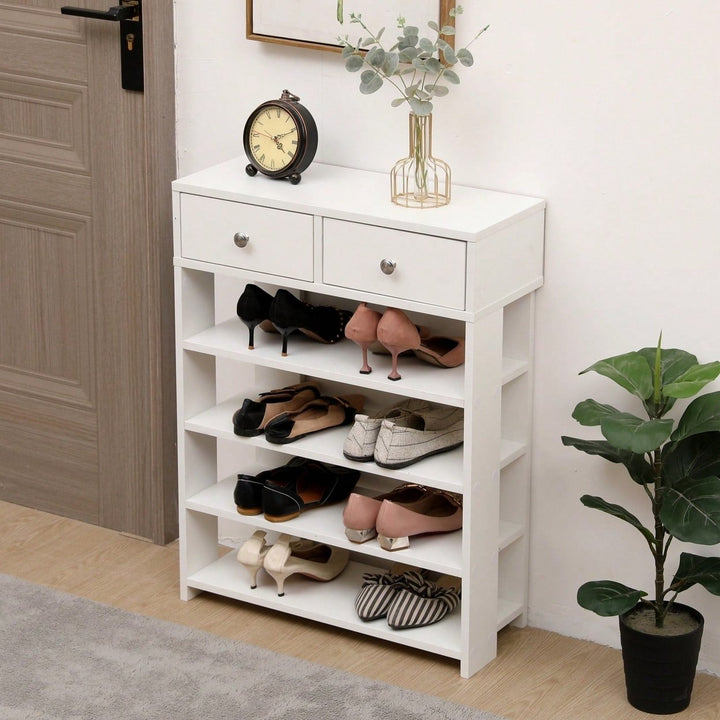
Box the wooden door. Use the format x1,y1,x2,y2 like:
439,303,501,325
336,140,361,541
0,0,177,543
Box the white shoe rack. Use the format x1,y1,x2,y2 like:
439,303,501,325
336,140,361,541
173,159,545,677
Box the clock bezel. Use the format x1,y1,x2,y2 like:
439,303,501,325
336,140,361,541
242,93,318,181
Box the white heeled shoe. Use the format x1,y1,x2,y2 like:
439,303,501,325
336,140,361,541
236,530,271,589
263,534,350,596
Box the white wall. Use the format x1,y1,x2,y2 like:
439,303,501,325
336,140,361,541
174,0,720,674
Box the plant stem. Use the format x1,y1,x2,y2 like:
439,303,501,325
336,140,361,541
652,449,666,627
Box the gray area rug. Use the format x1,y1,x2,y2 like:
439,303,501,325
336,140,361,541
0,573,505,720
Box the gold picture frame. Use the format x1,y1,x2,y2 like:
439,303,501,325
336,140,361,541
246,0,457,53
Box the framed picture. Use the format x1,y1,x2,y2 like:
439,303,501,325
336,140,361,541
246,0,457,53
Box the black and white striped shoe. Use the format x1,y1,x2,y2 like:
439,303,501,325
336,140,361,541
354,568,426,621
386,574,461,630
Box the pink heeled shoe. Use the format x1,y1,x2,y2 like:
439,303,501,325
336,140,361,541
376,308,421,381
344,303,382,374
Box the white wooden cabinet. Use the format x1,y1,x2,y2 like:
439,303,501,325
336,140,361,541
172,159,545,678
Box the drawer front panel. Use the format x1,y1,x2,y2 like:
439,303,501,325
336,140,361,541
323,219,466,309
180,194,313,280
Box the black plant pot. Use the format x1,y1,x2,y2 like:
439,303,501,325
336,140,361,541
619,603,704,715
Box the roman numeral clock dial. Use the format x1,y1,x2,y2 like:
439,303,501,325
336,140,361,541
243,90,318,184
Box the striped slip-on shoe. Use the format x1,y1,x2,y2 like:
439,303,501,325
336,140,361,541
354,568,426,621
386,574,461,630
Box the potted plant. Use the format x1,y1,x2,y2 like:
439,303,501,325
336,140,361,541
561,335,720,714
337,5,488,207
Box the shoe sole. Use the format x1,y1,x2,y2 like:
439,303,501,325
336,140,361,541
374,441,463,469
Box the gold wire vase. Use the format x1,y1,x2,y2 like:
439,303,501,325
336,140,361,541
391,113,451,209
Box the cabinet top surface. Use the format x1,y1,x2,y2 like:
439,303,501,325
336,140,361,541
173,158,545,242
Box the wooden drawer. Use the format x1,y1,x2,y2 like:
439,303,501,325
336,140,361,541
179,194,314,280
322,219,466,309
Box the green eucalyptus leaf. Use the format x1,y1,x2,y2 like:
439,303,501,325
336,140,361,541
580,495,655,543
456,48,474,66
572,399,621,427
408,97,433,116
366,47,385,67
560,436,653,485
663,362,720,399
427,20,439,31
390,97,406,107
399,47,418,62
441,25,456,35
362,36,376,47
359,74,383,94
382,52,400,77
581,352,653,400
672,552,720,594
443,46,458,65
419,37,435,53
341,44,355,58
412,57,427,71
415,88,431,101
672,391,720,442
577,581,647,617
403,25,419,37
360,69,377,84
424,57,444,74
444,69,461,84
376,27,385,41
436,38,452,52
660,476,720,544
430,85,449,97
345,54,364,72
600,413,673,454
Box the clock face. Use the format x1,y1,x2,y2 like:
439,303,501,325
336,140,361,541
247,105,299,174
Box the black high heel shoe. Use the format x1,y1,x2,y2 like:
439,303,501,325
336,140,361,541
236,284,275,350
268,289,352,356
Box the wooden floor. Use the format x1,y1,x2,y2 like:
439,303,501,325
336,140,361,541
2,500,719,720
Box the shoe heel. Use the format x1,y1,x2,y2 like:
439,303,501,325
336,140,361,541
377,534,410,551
345,303,381,375
345,527,377,543
376,308,421,381
237,284,274,350
236,530,270,589
278,327,297,357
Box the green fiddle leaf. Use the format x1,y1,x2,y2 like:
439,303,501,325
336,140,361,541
637,347,698,386
560,436,653,485
581,352,653,400
663,362,720,399
672,391,720,443
662,432,720,487
572,399,620,427
672,552,720,595
660,476,720,544
577,581,646,617
600,413,673,454
580,495,655,544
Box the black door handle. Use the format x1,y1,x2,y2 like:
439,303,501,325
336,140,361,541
60,1,143,92
60,5,138,21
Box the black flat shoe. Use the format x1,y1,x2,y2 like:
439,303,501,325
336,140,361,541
232,382,320,436
236,284,275,349
268,289,352,356
233,456,311,515
261,460,360,522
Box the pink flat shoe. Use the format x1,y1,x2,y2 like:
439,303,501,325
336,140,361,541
342,483,428,543
375,489,463,550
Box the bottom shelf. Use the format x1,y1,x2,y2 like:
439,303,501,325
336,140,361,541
185,550,523,662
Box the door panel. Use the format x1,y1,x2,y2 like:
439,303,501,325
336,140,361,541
0,0,177,543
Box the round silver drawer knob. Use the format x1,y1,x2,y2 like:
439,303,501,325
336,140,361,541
380,258,396,275
233,232,249,248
